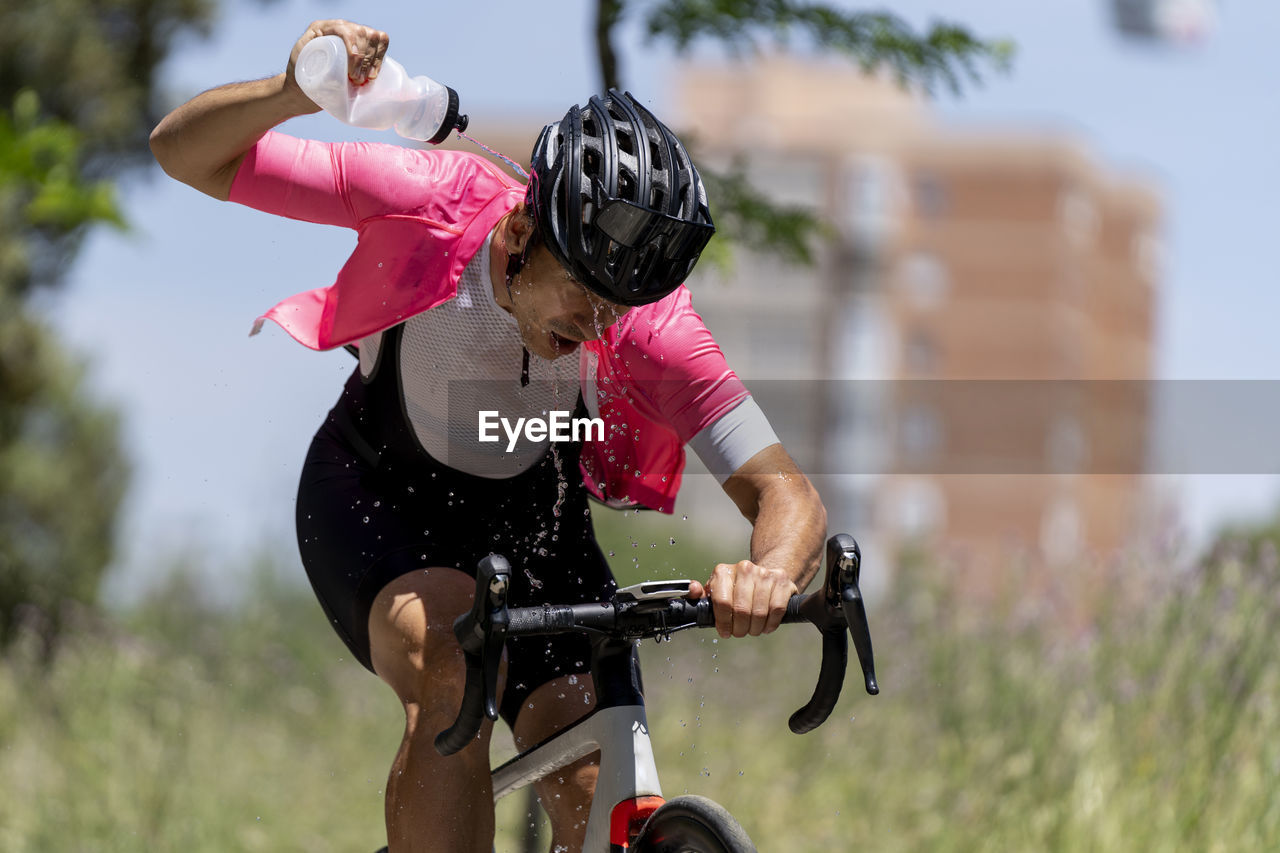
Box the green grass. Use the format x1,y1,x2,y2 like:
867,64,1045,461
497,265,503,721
2,528,1279,851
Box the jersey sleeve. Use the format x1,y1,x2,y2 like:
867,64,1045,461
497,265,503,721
228,130,501,230
614,287,754,443
686,396,781,483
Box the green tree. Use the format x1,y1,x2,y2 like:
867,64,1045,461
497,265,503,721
0,92,128,652
0,0,216,294
0,0,218,653
593,0,1013,263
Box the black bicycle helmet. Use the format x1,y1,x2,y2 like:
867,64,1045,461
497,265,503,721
527,90,715,306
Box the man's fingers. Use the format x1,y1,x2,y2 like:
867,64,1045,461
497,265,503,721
347,28,388,84
370,38,389,80
732,562,757,638
709,561,797,637
764,578,794,634
709,564,734,638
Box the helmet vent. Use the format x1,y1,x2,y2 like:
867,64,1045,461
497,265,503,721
618,169,636,202
616,128,635,156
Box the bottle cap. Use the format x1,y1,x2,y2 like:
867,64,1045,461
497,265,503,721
429,86,469,144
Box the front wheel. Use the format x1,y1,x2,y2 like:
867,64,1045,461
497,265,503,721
630,795,757,853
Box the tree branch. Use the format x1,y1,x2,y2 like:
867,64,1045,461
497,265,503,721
596,0,626,92
644,0,1013,95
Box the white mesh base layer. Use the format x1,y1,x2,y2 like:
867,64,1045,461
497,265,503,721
359,229,581,479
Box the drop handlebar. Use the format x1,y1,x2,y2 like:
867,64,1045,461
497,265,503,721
435,534,878,756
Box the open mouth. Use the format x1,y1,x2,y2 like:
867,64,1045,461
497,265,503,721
549,331,581,355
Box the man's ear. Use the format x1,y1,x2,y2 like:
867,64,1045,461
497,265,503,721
501,203,535,256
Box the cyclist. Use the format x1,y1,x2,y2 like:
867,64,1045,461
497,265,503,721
151,19,827,853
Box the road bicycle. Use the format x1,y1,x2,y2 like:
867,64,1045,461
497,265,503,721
429,532,880,852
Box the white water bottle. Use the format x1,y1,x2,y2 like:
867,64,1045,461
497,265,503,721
294,35,468,144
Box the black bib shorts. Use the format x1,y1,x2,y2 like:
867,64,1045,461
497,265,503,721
295,343,616,727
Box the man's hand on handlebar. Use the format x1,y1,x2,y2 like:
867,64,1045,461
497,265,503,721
688,561,799,639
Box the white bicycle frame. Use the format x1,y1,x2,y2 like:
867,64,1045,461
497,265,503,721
492,701,662,850
488,580,691,850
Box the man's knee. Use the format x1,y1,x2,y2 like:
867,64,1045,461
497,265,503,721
368,567,477,710
513,673,597,750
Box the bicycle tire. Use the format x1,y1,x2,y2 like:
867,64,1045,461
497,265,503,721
631,795,757,853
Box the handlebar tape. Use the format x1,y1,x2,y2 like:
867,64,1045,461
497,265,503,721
434,651,491,756
787,629,848,734
506,604,580,634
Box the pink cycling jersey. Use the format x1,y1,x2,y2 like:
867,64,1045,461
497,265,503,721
229,131,749,512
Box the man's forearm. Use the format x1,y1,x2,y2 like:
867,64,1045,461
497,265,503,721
723,444,827,592
748,471,826,592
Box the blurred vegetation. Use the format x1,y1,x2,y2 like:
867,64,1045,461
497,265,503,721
0,91,130,655
2,518,1278,851
0,0,217,295
0,0,220,654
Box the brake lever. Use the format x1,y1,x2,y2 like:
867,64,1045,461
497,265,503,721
786,534,879,733
434,554,509,756
831,535,878,696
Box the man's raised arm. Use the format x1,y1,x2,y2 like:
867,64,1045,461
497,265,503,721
149,19,388,199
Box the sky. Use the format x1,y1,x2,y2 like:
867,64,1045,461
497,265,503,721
40,0,1280,598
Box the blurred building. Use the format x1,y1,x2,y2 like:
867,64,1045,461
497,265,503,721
668,56,1161,589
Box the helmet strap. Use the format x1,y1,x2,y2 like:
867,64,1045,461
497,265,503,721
503,262,532,388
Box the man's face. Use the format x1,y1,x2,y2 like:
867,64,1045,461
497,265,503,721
508,245,631,360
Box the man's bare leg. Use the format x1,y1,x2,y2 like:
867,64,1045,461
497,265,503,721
369,568,499,853
513,675,600,853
